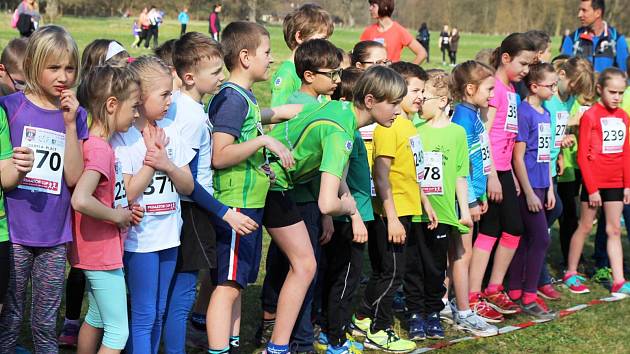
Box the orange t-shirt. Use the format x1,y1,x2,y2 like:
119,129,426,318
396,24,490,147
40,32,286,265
360,21,413,62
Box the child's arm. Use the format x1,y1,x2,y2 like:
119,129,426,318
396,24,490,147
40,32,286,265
373,156,405,244
512,141,541,212
60,90,84,187
546,163,556,210
71,170,133,228
482,106,503,203
0,147,34,191
211,132,294,170
144,145,194,195
260,104,303,125
455,177,473,229
318,172,356,217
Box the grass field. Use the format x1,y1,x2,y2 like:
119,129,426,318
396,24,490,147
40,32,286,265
2,14,630,354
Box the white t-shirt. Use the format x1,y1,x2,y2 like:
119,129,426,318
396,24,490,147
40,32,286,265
111,119,195,253
169,91,213,201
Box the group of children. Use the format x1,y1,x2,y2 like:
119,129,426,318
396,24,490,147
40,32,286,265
0,3,629,354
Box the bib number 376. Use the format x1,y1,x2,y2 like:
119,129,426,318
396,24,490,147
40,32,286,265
19,126,65,195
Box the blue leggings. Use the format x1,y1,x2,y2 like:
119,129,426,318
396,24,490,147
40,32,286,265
163,271,198,354
84,269,129,350
124,247,178,354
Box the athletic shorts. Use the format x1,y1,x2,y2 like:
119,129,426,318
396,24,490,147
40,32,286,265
478,170,524,238
177,201,216,272
580,187,624,203
211,207,264,289
262,191,303,228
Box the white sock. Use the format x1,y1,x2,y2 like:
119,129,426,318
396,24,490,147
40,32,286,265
458,309,473,318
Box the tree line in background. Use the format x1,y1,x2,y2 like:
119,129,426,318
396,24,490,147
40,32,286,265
1,0,629,35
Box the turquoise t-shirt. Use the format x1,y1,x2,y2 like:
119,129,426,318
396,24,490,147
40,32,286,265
544,94,576,178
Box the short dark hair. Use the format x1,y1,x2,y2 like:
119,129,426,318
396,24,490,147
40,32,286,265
389,61,428,84
525,30,551,52
294,39,342,80
524,62,556,89
583,0,605,16
154,39,177,67
368,0,395,17
173,32,223,80
350,40,385,66
283,3,334,50
1,37,28,73
332,67,363,101
221,21,269,72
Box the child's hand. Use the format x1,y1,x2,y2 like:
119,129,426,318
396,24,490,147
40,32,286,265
589,191,602,208
624,188,630,205
60,90,79,126
113,205,133,229
272,104,303,121
351,217,368,244
144,146,173,172
142,125,169,150
423,202,439,230
320,215,334,245
387,217,406,244
12,147,34,174
480,200,489,214
526,191,543,213
487,174,503,203
222,208,259,236
470,205,481,222
561,134,576,148
130,204,144,225
262,136,295,168
459,214,473,229
546,188,556,210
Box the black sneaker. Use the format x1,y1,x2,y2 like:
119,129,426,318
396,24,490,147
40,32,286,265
520,298,556,321
254,319,275,347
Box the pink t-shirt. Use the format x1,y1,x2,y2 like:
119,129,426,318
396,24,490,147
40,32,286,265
488,77,519,171
69,136,124,270
360,21,413,62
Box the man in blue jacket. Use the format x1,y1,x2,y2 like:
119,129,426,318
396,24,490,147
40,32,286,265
561,0,628,73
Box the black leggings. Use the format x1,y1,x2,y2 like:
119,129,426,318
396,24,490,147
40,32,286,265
449,50,457,65
64,267,86,320
478,170,524,238
0,241,9,303
557,170,582,264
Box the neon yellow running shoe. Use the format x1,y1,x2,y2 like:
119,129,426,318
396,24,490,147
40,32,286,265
365,327,416,353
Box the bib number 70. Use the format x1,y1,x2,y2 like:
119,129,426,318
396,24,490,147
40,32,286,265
35,149,62,171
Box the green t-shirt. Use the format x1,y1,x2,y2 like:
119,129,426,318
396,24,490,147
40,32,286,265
544,95,576,178
0,108,13,242
268,100,357,191
211,83,270,208
416,122,470,233
558,99,588,183
622,87,630,117
335,131,375,223
270,60,301,107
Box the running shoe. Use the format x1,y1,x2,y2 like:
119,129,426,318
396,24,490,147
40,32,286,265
563,273,590,294
254,319,275,347
365,327,416,353
315,332,329,353
424,313,444,339
58,322,80,347
454,311,498,337
326,339,363,354
439,299,455,324
520,298,556,321
484,288,521,314
469,294,504,323
407,313,426,341
537,284,561,300
350,315,372,336
611,281,630,299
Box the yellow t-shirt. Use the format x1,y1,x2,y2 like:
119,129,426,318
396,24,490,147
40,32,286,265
372,115,422,217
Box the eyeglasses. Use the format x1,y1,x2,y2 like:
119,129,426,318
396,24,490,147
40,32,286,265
6,71,26,91
537,82,558,90
360,59,392,66
313,68,342,81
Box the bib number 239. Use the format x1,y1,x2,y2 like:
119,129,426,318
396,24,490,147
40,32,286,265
601,117,626,154
19,126,65,195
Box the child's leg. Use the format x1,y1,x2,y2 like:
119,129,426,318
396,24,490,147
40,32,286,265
357,216,385,320
151,247,178,353
80,269,128,354
419,224,450,315
30,245,66,353
207,283,241,350
124,251,160,353
231,294,241,347
567,202,598,273
191,269,213,323
520,189,552,300
163,270,198,354
0,240,9,314
403,222,425,316
469,201,501,294
64,267,86,323
0,244,34,351
449,231,473,311
603,201,625,284
260,240,287,320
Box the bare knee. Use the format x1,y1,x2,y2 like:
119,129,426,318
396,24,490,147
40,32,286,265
606,224,622,238
291,254,316,281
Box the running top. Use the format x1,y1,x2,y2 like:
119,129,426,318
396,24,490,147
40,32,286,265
360,21,413,62
270,60,301,107
488,77,520,172
516,101,551,189
544,94,576,178
577,102,630,195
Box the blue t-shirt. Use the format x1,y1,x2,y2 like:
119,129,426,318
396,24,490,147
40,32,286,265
543,94,576,178
208,83,258,139
451,102,488,204
178,12,190,24
516,101,551,189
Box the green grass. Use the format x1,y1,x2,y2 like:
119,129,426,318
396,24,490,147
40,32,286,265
1,14,628,354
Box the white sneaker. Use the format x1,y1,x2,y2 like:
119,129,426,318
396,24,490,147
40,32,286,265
439,299,454,324
455,311,498,337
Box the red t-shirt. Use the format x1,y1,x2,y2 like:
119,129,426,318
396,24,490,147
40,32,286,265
360,21,413,62
69,136,125,270
577,102,630,194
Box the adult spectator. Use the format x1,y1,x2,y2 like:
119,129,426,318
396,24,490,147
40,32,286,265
448,27,460,66
11,0,40,37
416,22,430,63
136,7,150,48
560,29,571,52
144,6,160,49
360,0,426,64
439,25,449,65
209,3,222,41
561,0,628,72
178,7,189,38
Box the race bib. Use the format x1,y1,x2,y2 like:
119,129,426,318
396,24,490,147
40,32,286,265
143,147,178,215
370,175,376,197
504,92,518,133
601,117,626,154
409,135,425,183
359,123,376,140
537,123,551,162
421,152,443,195
113,159,129,209
19,126,65,195
479,131,491,175
555,111,569,148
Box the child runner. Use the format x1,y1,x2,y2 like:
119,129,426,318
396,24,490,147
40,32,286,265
153,39,183,93
270,3,334,107
564,67,630,297
468,32,536,318
70,65,144,354
0,25,88,353
258,38,342,352
509,62,557,319
409,69,474,339
353,64,435,352
111,56,195,353
449,60,502,333
0,38,27,95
